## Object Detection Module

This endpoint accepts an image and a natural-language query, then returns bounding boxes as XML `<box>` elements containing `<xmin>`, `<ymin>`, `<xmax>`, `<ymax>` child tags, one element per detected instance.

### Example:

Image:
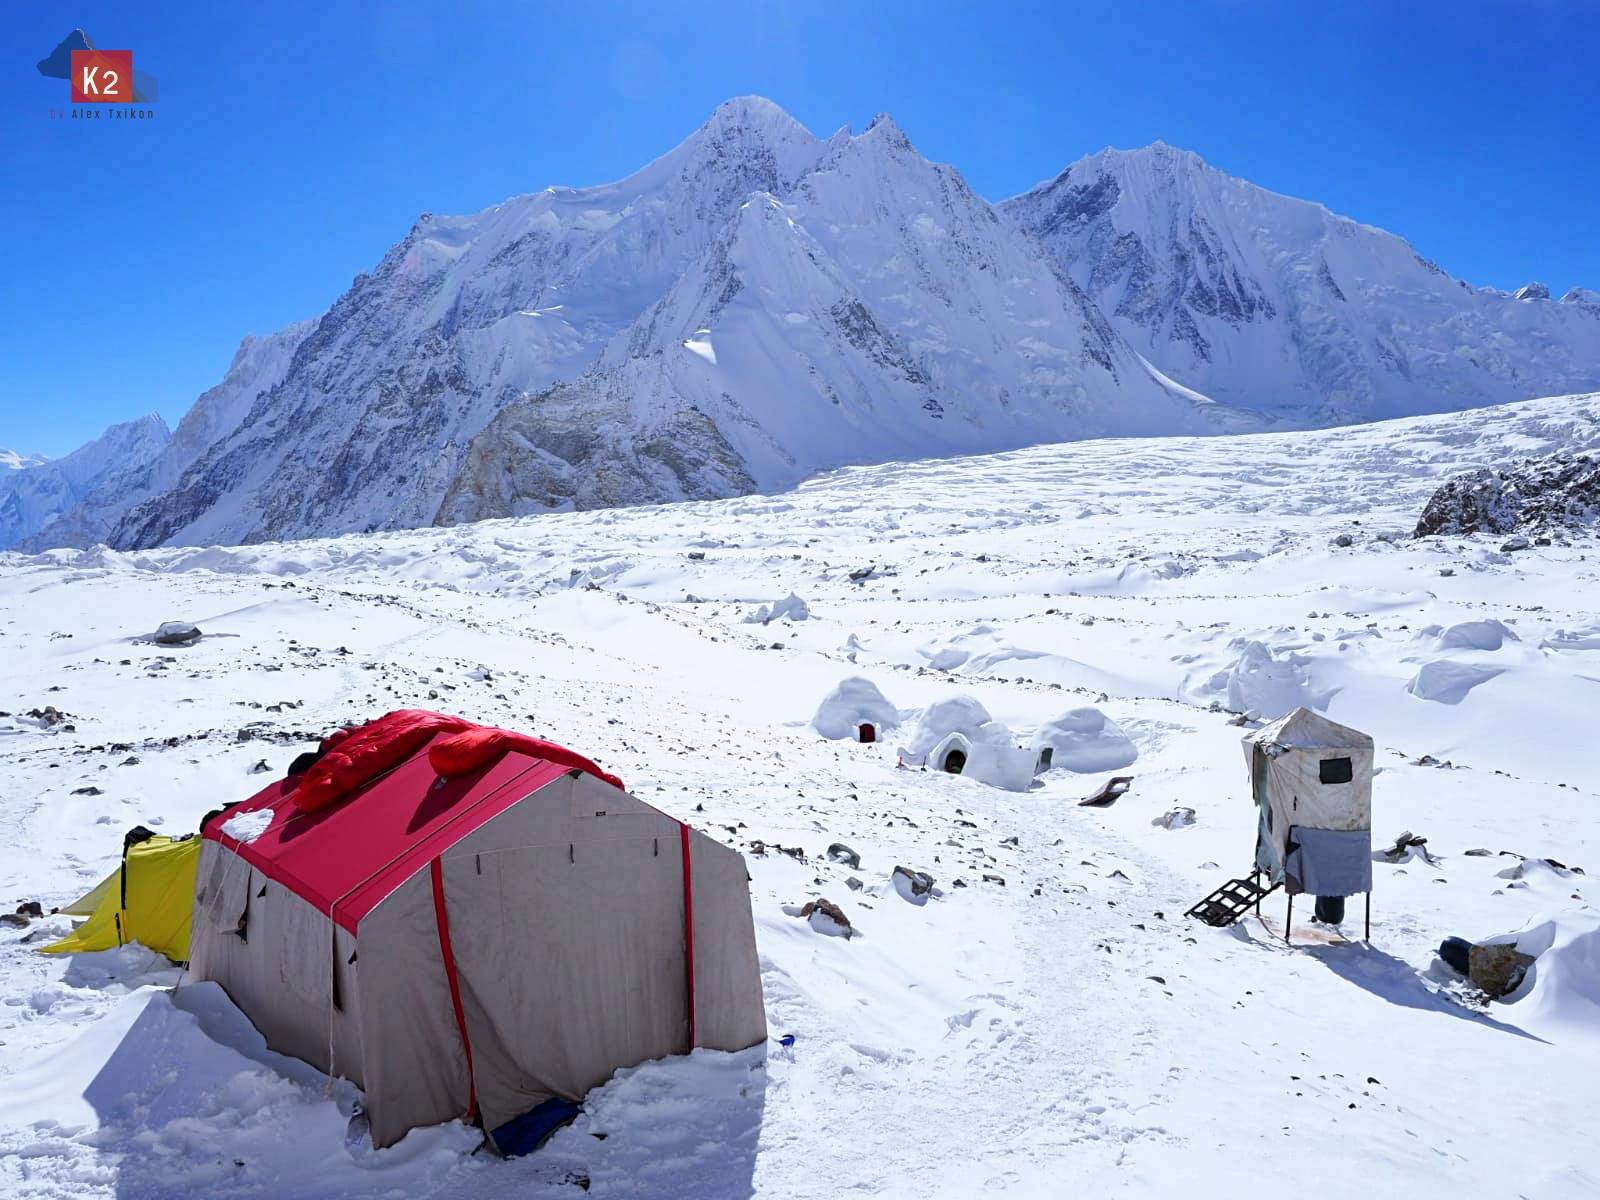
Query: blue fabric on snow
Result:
<box><xmin>491</xmin><ymin>1097</ymin><xmax>582</xmax><ymax>1157</ymax></box>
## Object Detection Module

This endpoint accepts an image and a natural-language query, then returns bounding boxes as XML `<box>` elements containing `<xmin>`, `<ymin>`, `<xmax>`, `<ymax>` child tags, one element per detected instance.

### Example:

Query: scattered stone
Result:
<box><xmin>848</xmin><ymin>565</ymin><xmax>876</xmax><ymax>583</ymax></box>
<box><xmin>152</xmin><ymin>621</ymin><xmax>203</xmax><ymax>646</ymax></box>
<box><xmin>249</xmin><ymin>759</ymin><xmax>272</xmax><ymax>774</ymax></box>
<box><xmin>845</xmin><ymin>876</ymin><xmax>864</xmax><ymax>892</ymax></box>
<box><xmin>686</xmin><ymin>551</ymin><xmax>706</xmax><ymax>561</ymax></box>
<box><xmin>1469</xmin><ymin>942</ymin><xmax>1536</xmax><ymax>998</ymax></box>
<box><xmin>71</xmin><ymin>785</ymin><xmax>103</xmax><ymax>796</ymax></box>
<box><xmin>982</xmin><ymin>873</ymin><xmax>1006</xmax><ymax>886</ymax></box>
<box><xmin>1500</xmin><ymin>535</ymin><xmax>1530</xmax><ymax>553</ymax></box>
<box><xmin>15</xmin><ymin>902</ymin><xmax>43</xmax><ymax>918</ymax></box>
<box><xmin>891</xmin><ymin>866</ymin><xmax>935</xmax><ymax>905</ymax></box>
<box><xmin>826</xmin><ymin>843</ymin><xmax>861</xmax><ymax>869</ymax></box>
<box><xmin>1438</xmin><ymin>567</ymin><xmax>1455</xmax><ymax>577</ymax></box>
<box><xmin>1382</xmin><ymin>830</ymin><xmax>1439</xmax><ymax>866</ymax></box>
<box><xmin>1332</xmin><ymin>533</ymin><xmax>1354</xmax><ymax>548</ymax></box>
<box><xmin>0</xmin><ymin>913</ymin><xmax>29</xmax><ymax>929</ymax></box>
<box><xmin>798</xmin><ymin>898</ymin><xmax>853</xmax><ymax>939</ymax></box>
<box><xmin>1152</xmin><ymin>806</ymin><xmax>1196</xmax><ymax>830</ymax></box>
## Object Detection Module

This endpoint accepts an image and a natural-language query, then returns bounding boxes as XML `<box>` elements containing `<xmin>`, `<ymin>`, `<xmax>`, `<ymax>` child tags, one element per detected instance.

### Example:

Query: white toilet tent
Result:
<box><xmin>1243</xmin><ymin>707</ymin><xmax>1374</xmax><ymax>898</ymax></box>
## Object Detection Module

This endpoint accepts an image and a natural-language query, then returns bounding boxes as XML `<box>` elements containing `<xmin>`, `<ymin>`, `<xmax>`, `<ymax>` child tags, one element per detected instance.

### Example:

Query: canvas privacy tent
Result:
<box><xmin>190</xmin><ymin>709</ymin><xmax>766</xmax><ymax>1152</ymax></box>
<box><xmin>1244</xmin><ymin>707</ymin><xmax>1374</xmax><ymax>931</ymax></box>
<box><xmin>42</xmin><ymin>827</ymin><xmax>200</xmax><ymax>961</ymax></box>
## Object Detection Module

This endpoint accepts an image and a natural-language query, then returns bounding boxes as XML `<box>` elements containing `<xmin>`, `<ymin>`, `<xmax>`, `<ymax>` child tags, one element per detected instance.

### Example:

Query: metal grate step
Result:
<box><xmin>1186</xmin><ymin>871</ymin><xmax>1280</xmax><ymax>927</ymax></box>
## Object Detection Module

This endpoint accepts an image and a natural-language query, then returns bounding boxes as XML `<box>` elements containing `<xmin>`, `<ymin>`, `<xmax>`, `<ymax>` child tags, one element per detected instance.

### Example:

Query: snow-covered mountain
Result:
<box><xmin>0</xmin><ymin>415</ymin><xmax>170</xmax><ymax>549</ymax></box>
<box><xmin>68</xmin><ymin>99</ymin><xmax>1227</xmax><ymax>548</ymax></box>
<box><xmin>437</xmin><ymin>113</ymin><xmax>1236</xmax><ymax>523</ymax></box>
<box><xmin>20</xmin><ymin>323</ymin><xmax>315</xmax><ymax>551</ymax></box>
<box><xmin>29</xmin><ymin>104</ymin><xmax>1600</xmax><ymax>549</ymax></box>
<box><xmin>1002</xmin><ymin>142</ymin><xmax>1600</xmax><ymax>425</ymax></box>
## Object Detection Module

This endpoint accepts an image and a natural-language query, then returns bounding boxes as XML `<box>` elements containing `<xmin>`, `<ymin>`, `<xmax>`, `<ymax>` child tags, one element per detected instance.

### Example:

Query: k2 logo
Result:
<box><xmin>71</xmin><ymin>49</ymin><xmax>133</xmax><ymax>103</ymax></box>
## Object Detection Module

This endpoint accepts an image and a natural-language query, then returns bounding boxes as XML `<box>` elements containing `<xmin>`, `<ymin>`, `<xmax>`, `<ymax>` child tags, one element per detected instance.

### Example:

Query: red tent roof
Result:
<box><xmin>205</xmin><ymin>711</ymin><xmax>624</xmax><ymax>933</ymax></box>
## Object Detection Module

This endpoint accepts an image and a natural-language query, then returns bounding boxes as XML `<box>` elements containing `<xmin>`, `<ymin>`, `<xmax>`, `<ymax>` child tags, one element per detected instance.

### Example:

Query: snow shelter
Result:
<box><xmin>190</xmin><ymin>709</ymin><xmax>767</xmax><ymax>1152</ymax></box>
<box><xmin>1244</xmin><ymin>708</ymin><xmax>1373</xmax><ymax>928</ymax></box>
<box><xmin>42</xmin><ymin>827</ymin><xmax>200</xmax><ymax>962</ymax></box>
<box><xmin>926</xmin><ymin>731</ymin><xmax>1040</xmax><ymax>792</ymax></box>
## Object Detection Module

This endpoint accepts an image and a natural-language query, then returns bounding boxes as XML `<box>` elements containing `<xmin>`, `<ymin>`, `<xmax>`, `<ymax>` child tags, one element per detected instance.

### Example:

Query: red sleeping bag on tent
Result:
<box><xmin>295</xmin><ymin>709</ymin><xmax>621</xmax><ymax>814</ymax></box>
<box><xmin>429</xmin><ymin>725</ymin><xmax>623</xmax><ymax>790</ymax></box>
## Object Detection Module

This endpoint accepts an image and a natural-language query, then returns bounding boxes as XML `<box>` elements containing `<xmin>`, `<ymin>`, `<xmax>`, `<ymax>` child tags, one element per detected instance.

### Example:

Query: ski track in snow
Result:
<box><xmin>2</xmin><ymin>395</ymin><xmax>1599</xmax><ymax>1198</ymax></box>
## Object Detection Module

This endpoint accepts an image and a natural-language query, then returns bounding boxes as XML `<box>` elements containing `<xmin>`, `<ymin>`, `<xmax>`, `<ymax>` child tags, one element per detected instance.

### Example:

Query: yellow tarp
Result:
<box><xmin>42</xmin><ymin>834</ymin><xmax>200</xmax><ymax>962</ymax></box>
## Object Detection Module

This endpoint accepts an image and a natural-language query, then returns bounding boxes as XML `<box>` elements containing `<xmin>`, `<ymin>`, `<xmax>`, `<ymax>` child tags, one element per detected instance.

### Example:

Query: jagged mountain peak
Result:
<box><xmin>1004</xmin><ymin>145</ymin><xmax>1600</xmax><ymax>425</ymax></box>
<box><xmin>704</xmin><ymin>94</ymin><xmax>810</xmax><ymax>133</ymax></box>
<box><xmin>862</xmin><ymin>111</ymin><xmax>910</xmax><ymax>140</ymax></box>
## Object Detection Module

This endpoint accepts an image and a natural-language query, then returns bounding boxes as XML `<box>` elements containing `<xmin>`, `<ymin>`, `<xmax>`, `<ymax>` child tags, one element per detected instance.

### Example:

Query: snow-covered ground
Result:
<box><xmin>2</xmin><ymin>393</ymin><xmax>1598</xmax><ymax>1198</ymax></box>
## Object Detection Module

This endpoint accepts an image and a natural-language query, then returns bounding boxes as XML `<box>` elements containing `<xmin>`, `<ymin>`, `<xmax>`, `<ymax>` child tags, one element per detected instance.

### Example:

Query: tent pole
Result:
<box><xmin>1364</xmin><ymin>890</ymin><xmax>1371</xmax><ymax>942</ymax></box>
<box><xmin>1284</xmin><ymin>893</ymin><xmax>1292</xmax><ymax>945</ymax></box>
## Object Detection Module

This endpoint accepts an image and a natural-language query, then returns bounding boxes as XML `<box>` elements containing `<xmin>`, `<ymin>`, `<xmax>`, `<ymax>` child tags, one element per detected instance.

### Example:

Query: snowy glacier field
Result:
<box><xmin>2</xmin><ymin>392</ymin><xmax>1599</xmax><ymax>1199</ymax></box>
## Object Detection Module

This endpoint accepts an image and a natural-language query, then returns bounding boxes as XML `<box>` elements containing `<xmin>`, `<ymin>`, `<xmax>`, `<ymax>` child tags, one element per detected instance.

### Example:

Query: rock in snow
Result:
<box><xmin>1414</xmin><ymin>453</ymin><xmax>1600</xmax><ymax>537</ymax></box>
<box><xmin>891</xmin><ymin>866</ymin><xmax>936</xmax><ymax>905</ymax></box>
<box><xmin>798</xmin><ymin>897</ymin><xmax>853</xmax><ymax>939</ymax></box>
<box><xmin>150</xmin><ymin>621</ymin><xmax>203</xmax><ymax>646</ymax></box>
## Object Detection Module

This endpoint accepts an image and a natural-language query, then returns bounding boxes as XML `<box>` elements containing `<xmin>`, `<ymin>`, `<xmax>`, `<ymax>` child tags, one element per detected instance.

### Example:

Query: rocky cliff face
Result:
<box><xmin>1415</xmin><ymin>454</ymin><xmax>1600</xmax><ymax>537</ymax></box>
<box><xmin>1003</xmin><ymin>142</ymin><xmax>1600</xmax><ymax>426</ymax></box>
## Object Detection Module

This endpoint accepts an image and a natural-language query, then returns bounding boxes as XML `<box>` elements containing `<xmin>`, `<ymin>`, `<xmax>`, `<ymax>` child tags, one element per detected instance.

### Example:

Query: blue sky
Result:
<box><xmin>5</xmin><ymin>0</ymin><xmax>1597</xmax><ymax>457</ymax></box>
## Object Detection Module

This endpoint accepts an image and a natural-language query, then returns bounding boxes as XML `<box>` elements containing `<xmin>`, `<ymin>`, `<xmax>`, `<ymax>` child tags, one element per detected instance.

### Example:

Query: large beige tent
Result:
<box><xmin>1243</xmin><ymin>707</ymin><xmax>1374</xmax><ymax>904</ymax></box>
<box><xmin>190</xmin><ymin>710</ymin><xmax>766</xmax><ymax>1152</ymax></box>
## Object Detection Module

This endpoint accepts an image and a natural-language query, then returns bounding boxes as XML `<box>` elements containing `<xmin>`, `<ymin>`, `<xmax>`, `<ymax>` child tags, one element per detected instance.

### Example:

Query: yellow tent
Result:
<box><xmin>42</xmin><ymin>829</ymin><xmax>200</xmax><ymax>962</ymax></box>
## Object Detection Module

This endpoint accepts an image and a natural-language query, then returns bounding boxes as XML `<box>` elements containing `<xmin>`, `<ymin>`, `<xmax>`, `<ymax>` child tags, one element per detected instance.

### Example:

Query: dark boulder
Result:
<box><xmin>1414</xmin><ymin>454</ymin><xmax>1600</xmax><ymax>537</ymax></box>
